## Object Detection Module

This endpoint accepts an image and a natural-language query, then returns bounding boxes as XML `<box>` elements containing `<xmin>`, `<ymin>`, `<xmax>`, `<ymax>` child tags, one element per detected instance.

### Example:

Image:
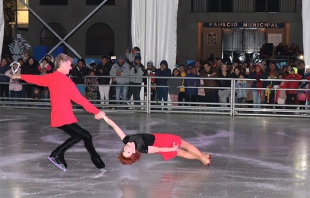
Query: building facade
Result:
<box><xmin>177</xmin><ymin>0</ymin><xmax>303</xmax><ymax>64</ymax></box>
<box><xmin>24</xmin><ymin>0</ymin><xmax>302</xmax><ymax>65</ymax></box>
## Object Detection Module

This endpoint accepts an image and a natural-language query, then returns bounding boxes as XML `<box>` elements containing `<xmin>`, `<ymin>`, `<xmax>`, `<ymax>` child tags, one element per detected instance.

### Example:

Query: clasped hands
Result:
<box><xmin>94</xmin><ymin>111</ymin><xmax>105</xmax><ymax>120</ymax></box>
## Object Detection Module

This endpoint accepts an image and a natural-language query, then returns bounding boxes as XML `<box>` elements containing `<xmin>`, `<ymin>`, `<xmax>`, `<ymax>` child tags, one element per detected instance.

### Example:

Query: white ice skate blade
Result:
<box><xmin>48</xmin><ymin>157</ymin><xmax>67</xmax><ymax>171</ymax></box>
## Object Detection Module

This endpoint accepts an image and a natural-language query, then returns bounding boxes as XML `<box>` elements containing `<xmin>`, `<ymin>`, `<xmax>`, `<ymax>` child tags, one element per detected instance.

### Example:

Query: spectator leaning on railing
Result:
<box><xmin>109</xmin><ymin>56</ymin><xmax>130</xmax><ymax>107</ymax></box>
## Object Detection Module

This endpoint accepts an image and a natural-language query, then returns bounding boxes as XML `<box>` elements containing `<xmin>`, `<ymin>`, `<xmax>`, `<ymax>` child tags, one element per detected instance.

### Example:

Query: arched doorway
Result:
<box><xmin>86</xmin><ymin>23</ymin><xmax>115</xmax><ymax>56</ymax></box>
<box><xmin>40</xmin><ymin>23</ymin><xmax>68</xmax><ymax>54</ymax></box>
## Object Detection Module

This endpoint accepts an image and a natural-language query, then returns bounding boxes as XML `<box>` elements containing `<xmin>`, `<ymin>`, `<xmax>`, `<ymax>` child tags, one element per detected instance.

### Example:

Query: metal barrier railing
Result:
<box><xmin>0</xmin><ymin>74</ymin><xmax>309</xmax><ymax>117</ymax></box>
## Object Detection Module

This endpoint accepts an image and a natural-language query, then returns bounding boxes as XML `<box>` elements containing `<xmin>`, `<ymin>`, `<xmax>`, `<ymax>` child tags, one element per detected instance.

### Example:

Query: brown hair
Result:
<box><xmin>118</xmin><ymin>150</ymin><xmax>141</xmax><ymax>165</ymax></box>
<box><xmin>54</xmin><ymin>53</ymin><xmax>73</xmax><ymax>69</ymax></box>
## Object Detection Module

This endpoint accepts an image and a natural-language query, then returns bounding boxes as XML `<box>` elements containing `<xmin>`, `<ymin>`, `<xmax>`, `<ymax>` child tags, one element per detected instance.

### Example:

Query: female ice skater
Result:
<box><xmin>101</xmin><ymin>115</ymin><xmax>212</xmax><ymax>166</ymax></box>
<box><xmin>12</xmin><ymin>53</ymin><xmax>106</xmax><ymax>171</ymax></box>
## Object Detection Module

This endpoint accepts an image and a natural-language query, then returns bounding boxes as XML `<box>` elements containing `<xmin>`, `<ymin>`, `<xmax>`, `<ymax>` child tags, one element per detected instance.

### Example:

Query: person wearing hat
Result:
<box><xmin>5</xmin><ymin>61</ymin><xmax>23</xmax><ymax>99</ymax></box>
<box><xmin>128</xmin><ymin>55</ymin><xmax>145</xmax><ymax>106</ymax></box>
<box><xmin>125</xmin><ymin>46</ymin><xmax>141</xmax><ymax>66</ymax></box>
<box><xmin>155</xmin><ymin>60</ymin><xmax>171</xmax><ymax>110</ymax></box>
<box><xmin>109</xmin><ymin>56</ymin><xmax>130</xmax><ymax>107</ymax></box>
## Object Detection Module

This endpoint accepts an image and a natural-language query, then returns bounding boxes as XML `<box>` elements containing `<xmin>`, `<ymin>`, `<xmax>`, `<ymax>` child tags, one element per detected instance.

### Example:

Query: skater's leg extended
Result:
<box><xmin>179</xmin><ymin>140</ymin><xmax>211</xmax><ymax>166</ymax></box>
<box><xmin>58</xmin><ymin>123</ymin><xmax>105</xmax><ymax>169</ymax></box>
<box><xmin>50</xmin><ymin>137</ymin><xmax>80</xmax><ymax>168</ymax></box>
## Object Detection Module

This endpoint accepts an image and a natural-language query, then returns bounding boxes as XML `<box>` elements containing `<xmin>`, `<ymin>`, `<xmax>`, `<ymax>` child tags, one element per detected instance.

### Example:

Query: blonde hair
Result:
<box><xmin>54</xmin><ymin>53</ymin><xmax>73</xmax><ymax>69</ymax></box>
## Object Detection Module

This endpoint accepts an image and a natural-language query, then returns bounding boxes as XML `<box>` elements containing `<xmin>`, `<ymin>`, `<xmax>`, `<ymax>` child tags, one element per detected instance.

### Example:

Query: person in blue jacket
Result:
<box><xmin>184</xmin><ymin>67</ymin><xmax>200</xmax><ymax>106</ymax></box>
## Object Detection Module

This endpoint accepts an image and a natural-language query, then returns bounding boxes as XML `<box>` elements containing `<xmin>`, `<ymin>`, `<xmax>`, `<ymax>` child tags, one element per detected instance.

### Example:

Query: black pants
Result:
<box><xmin>131</xmin><ymin>82</ymin><xmax>142</xmax><ymax>105</ymax></box>
<box><xmin>23</xmin><ymin>84</ymin><xmax>35</xmax><ymax>98</ymax></box>
<box><xmin>286</xmin><ymin>93</ymin><xmax>296</xmax><ymax>109</ymax></box>
<box><xmin>0</xmin><ymin>83</ymin><xmax>9</xmax><ymax>100</ymax></box>
<box><xmin>50</xmin><ymin>123</ymin><xmax>105</xmax><ymax>169</ymax></box>
<box><xmin>178</xmin><ymin>92</ymin><xmax>185</xmax><ymax>106</ymax></box>
<box><xmin>184</xmin><ymin>94</ymin><xmax>198</xmax><ymax>106</ymax></box>
<box><xmin>205</xmin><ymin>91</ymin><xmax>218</xmax><ymax>106</ymax></box>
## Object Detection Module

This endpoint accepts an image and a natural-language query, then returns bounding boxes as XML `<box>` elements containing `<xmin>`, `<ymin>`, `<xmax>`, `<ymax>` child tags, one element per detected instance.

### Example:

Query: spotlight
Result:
<box><xmin>297</xmin><ymin>55</ymin><xmax>304</xmax><ymax>60</ymax></box>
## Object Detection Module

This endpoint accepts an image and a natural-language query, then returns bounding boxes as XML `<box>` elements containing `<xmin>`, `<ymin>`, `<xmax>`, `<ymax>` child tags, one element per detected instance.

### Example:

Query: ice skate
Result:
<box><xmin>48</xmin><ymin>157</ymin><xmax>67</xmax><ymax>171</ymax></box>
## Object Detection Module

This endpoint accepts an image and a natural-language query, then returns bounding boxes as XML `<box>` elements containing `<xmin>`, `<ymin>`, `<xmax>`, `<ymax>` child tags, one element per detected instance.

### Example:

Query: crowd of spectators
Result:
<box><xmin>0</xmin><ymin>45</ymin><xmax>309</xmax><ymax>114</ymax></box>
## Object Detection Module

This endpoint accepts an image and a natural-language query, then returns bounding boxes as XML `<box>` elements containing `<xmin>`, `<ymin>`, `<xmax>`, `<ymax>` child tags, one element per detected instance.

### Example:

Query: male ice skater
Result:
<box><xmin>12</xmin><ymin>53</ymin><xmax>105</xmax><ymax>171</ymax></box>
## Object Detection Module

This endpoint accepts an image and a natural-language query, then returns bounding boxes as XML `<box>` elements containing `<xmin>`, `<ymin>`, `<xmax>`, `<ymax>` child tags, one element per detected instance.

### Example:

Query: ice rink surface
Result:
<box><xmin>0</xmin><ymin>108</ymin><xmax>310</xmax><ymax>198</ymax></box>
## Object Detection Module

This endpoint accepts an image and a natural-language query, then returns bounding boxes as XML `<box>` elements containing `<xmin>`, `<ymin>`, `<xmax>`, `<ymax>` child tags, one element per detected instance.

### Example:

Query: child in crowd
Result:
<box><xmin>32</xmin><ymin>87</ymin><xmax>43</xmax><ymax>100</ymax></box>
<box><xmin>38</xmin><ymin>58</ymin><xmax>52</xmax><ymax>98</ymax></box>
<box><xmin>274</xmin><ymin>74</ymin><xmax>286</xmax><ymax>110</ymax></box>
<box><xmin>38</xmin><ymin>58</ymin><xmax>52</xmax><ymax>75</ymax></box>
<box><xmin>235</xmin><ymin>74</ymin><xmax>249</xmax><ymax>108</ymax></box>
<box><xmin>84</xmin><ymin>70</ymin><xmax>99</xmax><ymax>103</ymax></box>
<box><xmin>298</xmin><ymin>84</ymin><xmax>307</xmax><ymax>112</ymax></box>
<box><xmin>167</xmin><ymin>68</ymin><xmax>182</xmax><ymax>107</ymax></box>
<box><xmin>265</xmin><ymin>73</ymin><xmax>278</xmax><ymax>108</ymax></box>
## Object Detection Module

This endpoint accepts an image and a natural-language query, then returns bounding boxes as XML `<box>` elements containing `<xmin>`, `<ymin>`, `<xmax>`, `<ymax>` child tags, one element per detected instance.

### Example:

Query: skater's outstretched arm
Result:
<box><xmin>102</xmin><ymin>115</ymin><xmax>126</xmax><ymax>140</ymax></box>
<box><xmin>148</xmin><ymin>142</ymin><xmax>179</xmax><ymax>154</ymax></box>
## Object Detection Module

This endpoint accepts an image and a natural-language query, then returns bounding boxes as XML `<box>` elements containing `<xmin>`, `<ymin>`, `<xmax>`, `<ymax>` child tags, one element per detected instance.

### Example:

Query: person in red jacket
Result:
<box><xmin>12</xmin><ymin>53</ymin><xmax>106</xmax><ymax>171</ymax></box>
<box><xmin>284</xmin><ymin>67</ymin><xmax>302</xmax><ymax>109</ymax></box>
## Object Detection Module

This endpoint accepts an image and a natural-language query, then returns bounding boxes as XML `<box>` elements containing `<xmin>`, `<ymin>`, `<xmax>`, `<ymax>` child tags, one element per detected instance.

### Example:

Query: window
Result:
<box><xmin>191</xmin><ymin>0</ymin><xmax>232</xmax><ymax>12</ymax></box>
<box><xmin>221</xmin><ymin>0</ymin><xmax>233</xmax><ymax>12</ymax></box>
<box><xmin>222</xmin><ymin>28</ymin><xmax>266</xmax><ymax>63</ymax></box>
<box><xmin>86</xmin><ymin>23</ymin><xmax>114</xmax><ymax>55</ymax></box>
<box><xmin>208</xmin><ymin>0</ymin><xmax>220</xmax><ymax>12</ymax></box>
<box><xmin>86</xmin><ymin>0</ymin><xmax>115</xmax><ymax>5</ymax></box>
<box><xmin>208</xmin><ymin>0</ymin><xmax>233</xmax><ymax>12</ymax></box>
<box><xmin>255</xmin><ymin>0</ymin><xmax>266</xmax><ymax>12</ymax></box>
<box><xmin>268</xmin><ymin>0</ymin><xmax>279</xmax><ymax>12</ymax></box>
<box><xmin>18</xmin><ymin>0</ymin><xmax>29</xmax><ymax>9</ymax></box>
<box><xmin>255</xmin><ymin>0</ymin><xmax>279</xmax><ymax>12</ymax></box>
<box><xmin>40</xmin><ymin>23</ymin><xmax>68</xmax><ymax>53</ymax></box>
<box><xmin>40</xmin><ymin>0</ymin><xmax>68</xmax><ymax>5</ymax></box>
